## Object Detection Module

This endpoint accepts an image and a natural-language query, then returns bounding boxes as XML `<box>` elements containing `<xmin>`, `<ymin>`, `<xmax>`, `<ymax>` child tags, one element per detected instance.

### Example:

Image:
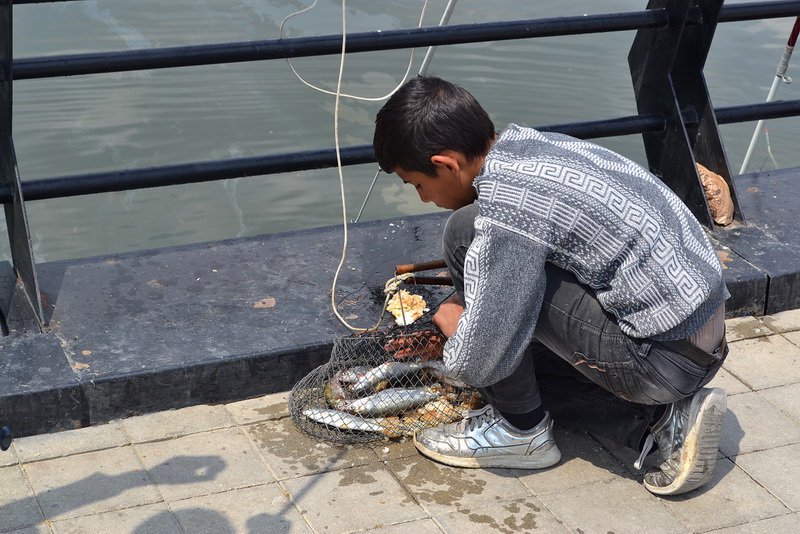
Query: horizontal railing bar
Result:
<box><xmin>717</xmin><ymin>0</ymin><xmax>800</xmax><ymax>22</ymax></box>
<box><xmin>715</xmin><ymin>98</ymin><xmax>800</xmax><ymax>125</ymax></box>
<box><xmin>1</xmin><ymin>145</ymin><xmax>377</xmax><ymax>203</ymax></box>
<box><xmin>4</xmin><ymin>98</ymin><xmax>798</xmax><ymax>204</ymax></box>
<box><xmin>12</xmin><ymin>2</ymin><xmax>800</xmax><ymax>80</ymax></box>
<box><xmin>13</xmin><ymin>11</ymin><xmax>672</xmax><ymax>79</ymax></box>
<box><xmin>0</xmin><ymin>115</ymin><xmax>668</xmax><ymax>204</ymax></box>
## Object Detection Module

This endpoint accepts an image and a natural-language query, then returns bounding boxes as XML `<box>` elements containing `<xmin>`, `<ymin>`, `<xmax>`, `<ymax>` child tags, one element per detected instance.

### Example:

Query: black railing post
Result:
<box><xmin>628</xmin><ymin>0</ymin><xmax>740</xmax><ymax>229</ymax></box>
<box><xmin>0</xmin><ymin>0</ymin><xmax>44</xmax><ymax>332</ymax></box>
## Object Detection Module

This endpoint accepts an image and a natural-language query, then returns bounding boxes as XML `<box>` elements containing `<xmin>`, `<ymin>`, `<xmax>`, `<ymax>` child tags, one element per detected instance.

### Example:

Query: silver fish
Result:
<box><xmin>339</xmin><ymin>365</ymin><xmax>371</xmax><ymax>384</ymax></box>
<box><xmin>344</xmin><ymin>387</ymin><xmax>440</xmax><ymax>417</ymax></box>
<box><xmin>302</xmin><ymin>408</ymin><xmax>385</xmax><ymax>433</ymax></box>
<box><xmin>349</xmin><ymin>361</ymin><xmax>427</xmax><ymax>394</ymax></box>
<box><xmin>349</xmin><ymin>360</ymin><xmax>469</xmax><ymax>394</ymax></box>
<box><xmin>417</xmin><ymin>360</ymin><xmax>471</xmax><ymax>389</ymax></box>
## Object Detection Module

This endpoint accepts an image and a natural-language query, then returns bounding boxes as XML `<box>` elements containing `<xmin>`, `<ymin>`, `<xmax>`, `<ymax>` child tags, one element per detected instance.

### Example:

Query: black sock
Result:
<box><xmin>499</xmin><ymin>406</ymin><xmax>546</xmax><ymax>431</ymax></box>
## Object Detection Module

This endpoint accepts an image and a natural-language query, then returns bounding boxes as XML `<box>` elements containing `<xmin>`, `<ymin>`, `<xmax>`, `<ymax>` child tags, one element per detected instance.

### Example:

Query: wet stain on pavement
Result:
<box><xmin>247</xmin><ymin>417</ymin><xmax>374</xmax><ymax>477</ymax></box>
<box><xmin>727</xmin><ymin>319</ymin><xmax>770</xmax><ymax>341</ymax></box>
<box><xmin>338</xmin><ymin>464</ymin><xmax>380</xmax><ymax>486</ymax></box>
<box><xmin>390</xmin><ymin>456</ymin><xmax>488</xmax><ymax>506</ymax></box>
<box><xmin>457</xmin><ymin>498</ymin><xmax>543</xmax><ymax>533</ymax></box>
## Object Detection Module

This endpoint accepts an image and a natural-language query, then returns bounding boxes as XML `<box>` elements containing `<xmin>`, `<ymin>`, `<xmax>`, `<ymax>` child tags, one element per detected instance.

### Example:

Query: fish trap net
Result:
<box><xmin>289</xmin><ymin>328</ymin><xmax>482</xmax><ymax>445</ymax></box>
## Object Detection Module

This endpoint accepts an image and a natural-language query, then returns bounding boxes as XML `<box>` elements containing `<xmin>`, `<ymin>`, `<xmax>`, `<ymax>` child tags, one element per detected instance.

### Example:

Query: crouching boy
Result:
<box><xmin>373</xmin><ymin>76</ymin><xmax>728</xmax><ymax>496</ymax></box>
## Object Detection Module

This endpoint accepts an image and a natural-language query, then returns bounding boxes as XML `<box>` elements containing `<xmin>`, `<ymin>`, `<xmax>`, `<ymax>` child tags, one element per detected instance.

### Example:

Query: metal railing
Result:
<box><xmin>2</xmin><ymin>0</ymin><xmax>800</xmax><ymax>332</ymax></box>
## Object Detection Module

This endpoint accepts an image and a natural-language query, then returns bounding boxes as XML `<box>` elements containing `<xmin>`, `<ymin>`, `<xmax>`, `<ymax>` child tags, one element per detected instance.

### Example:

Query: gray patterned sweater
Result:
<box><xmin>444</xmin><ymin>125</ymin><xmax>728</xmax><ymax>387</ymax></box>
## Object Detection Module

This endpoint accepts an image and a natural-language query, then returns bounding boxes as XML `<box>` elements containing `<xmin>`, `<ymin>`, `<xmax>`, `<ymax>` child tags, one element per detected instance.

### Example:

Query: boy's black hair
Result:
<box><xmin>373</xmin><ymin>76</ymin><xmax>495</xmax><ymax>175</ymax></box>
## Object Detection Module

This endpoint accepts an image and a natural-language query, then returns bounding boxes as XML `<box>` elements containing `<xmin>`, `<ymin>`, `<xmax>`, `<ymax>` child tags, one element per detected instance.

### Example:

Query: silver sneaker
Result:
<box><xmin>641</xmin><ymin>387</ymin><xmax>727</xmax><ymax>496</ymax></box>
<box><xmin>413</xmin><ymin>405</ymin><xmax>561</xmax><ymax>469</ymax></box>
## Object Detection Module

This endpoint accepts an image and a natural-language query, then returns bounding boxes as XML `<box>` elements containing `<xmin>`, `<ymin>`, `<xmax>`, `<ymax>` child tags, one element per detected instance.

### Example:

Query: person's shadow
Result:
<box><xmin>1</xmin><ymin>455</ymin><xmax>225</xmax><ymax>527</ymax></box>
<box><xmin>133</xmin><ymin>509</ymin><xmax>295</xmax><ymax>534</ymax></box>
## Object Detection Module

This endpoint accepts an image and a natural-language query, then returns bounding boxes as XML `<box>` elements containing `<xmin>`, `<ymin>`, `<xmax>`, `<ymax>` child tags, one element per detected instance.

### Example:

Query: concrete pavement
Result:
<box><xmin>2</xmin><ymin>309</ymin><xmax>800</xmax><ymax>534</ymax></box>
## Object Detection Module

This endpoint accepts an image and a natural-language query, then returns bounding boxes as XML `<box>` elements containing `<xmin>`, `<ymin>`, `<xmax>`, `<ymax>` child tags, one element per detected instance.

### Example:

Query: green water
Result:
<box><xmin>6</xmin><ymin>0</ymin><xmax>800</xmax><ymax>262</ymax></box>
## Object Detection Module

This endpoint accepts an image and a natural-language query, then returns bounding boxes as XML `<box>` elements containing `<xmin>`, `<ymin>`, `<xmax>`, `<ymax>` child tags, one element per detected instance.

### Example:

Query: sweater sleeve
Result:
<box><xmin>443</xmin><ymin>216</ymin><xmax>552</xmax><ymax>387</ymax></box>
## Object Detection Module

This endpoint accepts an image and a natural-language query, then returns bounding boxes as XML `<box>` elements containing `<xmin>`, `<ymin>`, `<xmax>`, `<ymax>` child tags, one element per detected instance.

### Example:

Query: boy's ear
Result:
<box><xmin>430</xmin><ymin>151</ymin><xmax>461</xmax><ymax>173</ymax></box>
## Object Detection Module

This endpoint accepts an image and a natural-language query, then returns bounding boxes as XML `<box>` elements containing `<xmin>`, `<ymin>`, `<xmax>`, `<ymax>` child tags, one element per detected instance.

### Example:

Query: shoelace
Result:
<box><xmin>634</xmin><ymin>433</ymin><xmax>655</xmax><ymax>470</ymax></box>
<box><xmin>459</xmin><ymin>405</ymin><xmax>496</xmax><ymax>433</ymax></box>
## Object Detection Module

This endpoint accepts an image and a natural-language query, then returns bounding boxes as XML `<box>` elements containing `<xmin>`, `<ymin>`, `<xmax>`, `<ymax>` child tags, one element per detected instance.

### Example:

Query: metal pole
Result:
<box><xmin>739</xmin><ymin>16</ymin><xmax>800</xmax><ymax>174</ymax></box>
<box><xmin>352</xmin><ymin>0</ymin><xmax>459</xmax><ymax>223</ymax></box>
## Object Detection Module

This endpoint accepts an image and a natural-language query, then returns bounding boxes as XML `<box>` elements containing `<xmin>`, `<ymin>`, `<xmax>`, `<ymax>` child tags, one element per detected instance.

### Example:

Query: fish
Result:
<box><xmin>344</xmin><ymin>387</ymin><xmax>441</xmax><ymax>417</ymax></box>
<box><xmin>349</xmin><ymin>359</ymin><xmax>469</xmax><ymax>395</ymax></box>
<box><xmin>302</xmin><ymin>408</ymin><xmax>386</xmax><ymax>433</ymax></box>
<box><xmin>416</xmin><ymin>360</ymin><xmax>471</xmax><ymax>389</ymax></box>
<box><xmin>349</xmin><ymin>361</ymin><xmax>429</xmax><ymax>395</ymax></box>
<box><xmin>323</xmin><ymin>371</ymin><xmax>349</xmax><ymax>411</ymax></box>
<box><xmin>339</xmin><ymin>365</ymin><xmax>371</xmax><ymax>384</ymax></box>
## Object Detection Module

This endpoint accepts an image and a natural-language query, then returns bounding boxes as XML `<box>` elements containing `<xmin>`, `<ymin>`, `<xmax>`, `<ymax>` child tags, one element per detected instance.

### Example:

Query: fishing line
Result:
<box><xmin>278</xmin><ymin>0</ymin><xmax>430</xmax><ymax>102</ymax></box>
<box><xmin>278</xmin><ymin>1</ymin><xmax>449</xmax><ymax>332</ymax></box>
<box><xmin>740</xmin><ymin>16</ymin><xmax>799</xmax><ymax>174</ymax></box>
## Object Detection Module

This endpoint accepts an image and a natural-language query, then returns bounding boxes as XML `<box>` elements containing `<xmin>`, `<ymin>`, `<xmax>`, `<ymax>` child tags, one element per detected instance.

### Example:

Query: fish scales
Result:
<box><xmin>344</xmin><ymin>387</ymin><xmax>440</xmax><ymax>417</ymax></box>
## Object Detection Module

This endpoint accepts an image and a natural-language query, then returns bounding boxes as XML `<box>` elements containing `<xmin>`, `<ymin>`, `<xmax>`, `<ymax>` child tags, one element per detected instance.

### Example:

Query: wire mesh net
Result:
<box><xmin>289</xmin><ymin>327</ymin><xmax>483</xmax><ymax>445</ymax></box>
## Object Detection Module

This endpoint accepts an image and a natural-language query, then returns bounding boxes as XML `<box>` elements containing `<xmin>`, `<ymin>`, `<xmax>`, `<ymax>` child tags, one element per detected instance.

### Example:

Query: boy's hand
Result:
<box><xmin>384</xmin><ymin>293</ymin><xmax>464</xmax><ymax>360</ymax></box>
<box><xmin>432</xmin><ymin>293</ymin><xmax>464</xmax><ymax>338</ymax></box>
<box><xmin>385</xmin><ymin>331</ymin><xmax>444</xmax><ymax>361</ymax></box>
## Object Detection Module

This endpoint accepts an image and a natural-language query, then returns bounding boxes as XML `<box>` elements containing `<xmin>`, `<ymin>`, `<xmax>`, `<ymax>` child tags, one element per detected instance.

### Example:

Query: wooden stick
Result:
<box><xmin>394</xmin><ymin>259</ymin><xmax>447</xmax><ymax>275</ymax></box>
<box><xmin>404</xmin><ymin>275</ymin><xmax>453</xmax><ymax>286</ymax></box>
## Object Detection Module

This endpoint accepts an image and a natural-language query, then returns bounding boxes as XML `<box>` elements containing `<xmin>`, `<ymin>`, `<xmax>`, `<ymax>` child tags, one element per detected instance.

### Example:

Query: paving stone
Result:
<box><xmin>13</xmin><ymin>423</ymin><xmax>129</xmax><ymax>463</ymax></box>
<box><xmin>1</xmin><ymin>444</ymin><xmax>18</xmax><ymax>467</ymax></box>
<box><xmin>22</xmin><ymin>447</ymin><xmax>161</xmax><ymax>521</ymax></box>
<box><xmin>658</xmin><ymin>457</ymin><xmax>789</xmax><ymax>532</ymax></box>
<box><xmin>3</xmin><ymin>526</ymin><xmax>53</xmax><ymax>534</ymax></box>
<box><xmin>245</xmin><ymin>416</ymin><xmax>377</xmax><ymax>480</ymax></box>
<box><xmin>369</xmin><ymin>437</ymin><xmax>418</xmax><ymax>463</ymax></box>
<box><xmin>735</xmin><ymin>443</ymin><xmax>800</xmax><ymax>511</ymax></box>
<box><xmin>224</xmin><ymin>392</ymin><xmax>290</xmax><ymax>425</ymax></box>
<box><xmin>433</xmin><ymin>495</ymin><xmax>568</xmax><ymax>533</ymax></box>
<box><xmin>708</xmin><ymin>366</ymin><xmax>751</xmax><ymax>395</ymax></box>
<box><xmin>121</xmin><ymin>404</ymin><xmax>234</xmax><ymax>443</ymax></box>
<box><xmin>134</xmin><ymin>427</ymin><xmax>273</xmax><ymax>502</ymax></box>
<box><xmin>170</xmin><ymin>484</ymin><xmax>312</xmax><ymax>534</ymax></box>
<box><xmin>725</xmin><ymin>316</ymin><xmax>770</xmax><ymax>342</ymax></box>
<box><xmin>49</xmin><ymin>503</ymin><xmax>182</xmax><ymax>534</ymax></box>
<box><xmin>282</xmin><ymin>463</ymin><xmax>426</xmax><ymax>533</ymax></box>
<box><xmin>784</xmin><ymin>330</ymin><xmax>800</xmax><ymax>349</ymax></box>
<box><xmin>710</xmin><ymin>512</ymin><xmax>800</xmax><ymax>533</ymax></box>
<box><xmin>589</xmin><ymin>434</ymin><xmax>648</xmax><ymax>475</ymax></box>
<box><xmin>513</xmin><ymin>427</ymin><xmax>627</xmax><ymax>495</ymax></box>
<box><xmin>760</xmin><ymin>382</ymin><xmax>800</xmax><ymax>423</ymax></box>
<box><xmin>720</xmin><ymin>392</ymin><xmax>800</xmax><ymax>456</ymax></box>
<box><xmin>362</xmin><ymin>518</ymin><xmax>443</xmax><ymax>534</ymax></box>
<box><xmin>537</xmin><ymin>477</ymin><xmax>689</xmax><ymax>533</ymax></box>
<box><xmin>722</xmin><ymin>335</ymin><xmax>800</xmax><ymax>390</ymax></box>
<box><xmin>762</xmin><ymin>309</ymin><xmax>800</xmax><ymax>334</ymax></box>
<box><xmin>0</xmin><ymin>465</ymin><xmax>45</xmax><ymax>532</ymax></box>
<box><xmin>385</xmin><ymin>454</ymin><xmax>531</xmax><ymax>517</ymax></box>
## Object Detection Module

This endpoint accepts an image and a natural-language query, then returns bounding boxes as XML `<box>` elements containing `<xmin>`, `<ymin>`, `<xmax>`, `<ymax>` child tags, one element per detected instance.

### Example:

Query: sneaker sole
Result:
<box><xmin>413</xmin><ymin>434</ymin><xmax>562</xmax><ymax>469</ymax></box>
<box><xmin>645</xmin><ymin>387</ymin><xmax>727</xmax><ymax>496</ymax></box>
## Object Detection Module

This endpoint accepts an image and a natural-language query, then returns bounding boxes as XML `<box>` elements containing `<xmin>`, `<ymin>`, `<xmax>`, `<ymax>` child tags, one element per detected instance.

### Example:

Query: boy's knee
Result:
<box><xmin>444</xmin><ymin>203</ymin><xmax>478</xmax><ymax>251</ymax></box>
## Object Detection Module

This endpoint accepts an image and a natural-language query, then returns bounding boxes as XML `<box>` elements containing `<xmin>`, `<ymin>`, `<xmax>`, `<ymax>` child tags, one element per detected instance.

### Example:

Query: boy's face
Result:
<box><xmin>395</xmin><ymin>167</ymin><xmax>475</xmax><ymax>210</ymax></box>
<box><xmin>395</xmin><ymin>151</ymin><xmax>479</xmax><ymax>210</ymax></box>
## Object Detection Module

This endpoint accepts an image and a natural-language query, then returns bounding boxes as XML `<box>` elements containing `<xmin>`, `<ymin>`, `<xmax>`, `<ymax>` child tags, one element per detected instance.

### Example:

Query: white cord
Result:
<box><xmin>278</xmin><ymin>0</ymin><xmax>430</xmax><ymax>102</ymax></box>
<box><xmin>278</xmin><ymin>1</ymin><xmax>432</xmax><ymax>331</ymax></box>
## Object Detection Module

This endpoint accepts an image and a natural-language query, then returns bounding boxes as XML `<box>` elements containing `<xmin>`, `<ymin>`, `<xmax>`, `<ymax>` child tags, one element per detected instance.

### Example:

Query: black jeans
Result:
<box><xmin>443</xmin><ymin>204</ymin><xmax>726</xmax><ymax>451</ymax></box>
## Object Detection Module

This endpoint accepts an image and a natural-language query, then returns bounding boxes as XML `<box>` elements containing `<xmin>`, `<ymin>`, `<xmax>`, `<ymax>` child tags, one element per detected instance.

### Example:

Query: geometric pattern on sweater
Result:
<box><xmin>452</xmin><ymin>126</ymin><xmax>725</xmax><ymax>373</ymax></box>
